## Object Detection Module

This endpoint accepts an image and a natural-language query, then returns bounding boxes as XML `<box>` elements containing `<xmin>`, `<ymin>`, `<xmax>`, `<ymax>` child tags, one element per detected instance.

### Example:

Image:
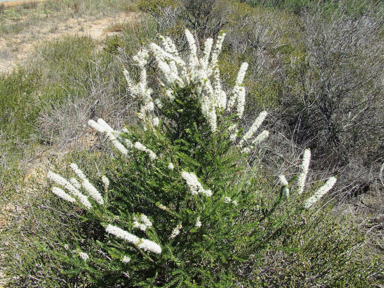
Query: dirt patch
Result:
<box><xmin>0</xmin><ymin>11</ymin><xmax>140</xmax><ymax>74</ymax></box>
<box><xmin>2</xmin><ymin>0</ymin><xmax>47</xmax><ymax>8</ymax></box>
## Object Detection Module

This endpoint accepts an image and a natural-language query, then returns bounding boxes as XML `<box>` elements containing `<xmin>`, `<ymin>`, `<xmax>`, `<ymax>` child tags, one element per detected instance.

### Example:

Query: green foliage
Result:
<box><xmin>242</xmin><ymin>0</ymin><xmax>384</xmax><ymax>17</ymax></box>
<box><xmin>138</xmin><ymin>0</ymin><xmax>179</xmax><ymax>16</ymax></box>
<box><xmin>26</xmin><ymin>30</ymin><xmax>381</xmax><ymax>287</ymax></box>
<box><xmin>104</xmin><ymin>35</ymin><xmax>124</xmax><ymax>55</ymax></box>
<box><xmin>0</xmin><ymin>68</ymin><xmax>41</xmax><ymax>140</ymax></box>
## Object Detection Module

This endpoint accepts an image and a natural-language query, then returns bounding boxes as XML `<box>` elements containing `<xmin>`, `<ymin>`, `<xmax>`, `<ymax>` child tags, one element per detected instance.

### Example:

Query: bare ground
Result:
<box><xmin>0</xmin><ymin>9</ymin><xmax>139</xmax><ymax>74</ymax></box>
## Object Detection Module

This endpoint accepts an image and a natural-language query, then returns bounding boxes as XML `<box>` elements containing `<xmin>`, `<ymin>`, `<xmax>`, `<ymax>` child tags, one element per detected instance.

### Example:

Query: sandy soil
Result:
<box><xmin>1</xmin><ymin>0</ymin><xmax>47</xmax><ymax>7</ymax></box>
<box><xmin>0</xmin><ymin>10</ymin><xmax>139</xmax><ymax>74</ymax></box>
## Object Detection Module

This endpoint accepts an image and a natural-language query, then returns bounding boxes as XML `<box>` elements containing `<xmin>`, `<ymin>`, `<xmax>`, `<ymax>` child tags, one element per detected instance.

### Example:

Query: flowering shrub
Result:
<box><xmin>46</xmin><ymin>30</ymin><xmax>339</xmax><ymax>286</ymax></box>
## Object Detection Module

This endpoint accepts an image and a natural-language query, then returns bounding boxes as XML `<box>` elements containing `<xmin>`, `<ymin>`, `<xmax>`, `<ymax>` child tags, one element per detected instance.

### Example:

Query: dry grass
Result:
<box><xmin>0</xmin><ymin>0</ymin><xmax>142</xmax><ymax>73</ymax></box>
<box><xmin>0</xmin><ymin>1</ymin><xmax>144</xmax><ymax>286</ymax></box>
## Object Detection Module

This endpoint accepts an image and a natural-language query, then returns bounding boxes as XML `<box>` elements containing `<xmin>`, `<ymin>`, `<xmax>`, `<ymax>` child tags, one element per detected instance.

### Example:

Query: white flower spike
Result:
<box><xmin>297</xmin><ymin>149</ymin><xmax>311</xmax><ymax>194</ymax></box>
<box><xmin>304</xmin><ymin>177</ymin><xmax>337</xmax><ymax>208</ymax></box>
<box><xmin>105</xmin><ymin>224</ymin><xmax>162</xmax><ymax>254</ymax></box>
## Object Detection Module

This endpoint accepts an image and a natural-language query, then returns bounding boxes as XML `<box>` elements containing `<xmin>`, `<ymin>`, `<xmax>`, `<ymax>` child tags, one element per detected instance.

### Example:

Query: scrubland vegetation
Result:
<box><xmin>1</xmin><ymin>0</ymin><xmax>384</xmax><ymax>287</ymax></box>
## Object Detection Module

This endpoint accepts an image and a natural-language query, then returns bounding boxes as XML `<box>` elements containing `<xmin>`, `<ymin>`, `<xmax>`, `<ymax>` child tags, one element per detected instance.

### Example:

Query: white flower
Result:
<box><xmin>181</xmin><ymin>172</ymin><xmax>199</xmax><ymax>195</ymax></box>
<box><xmin>121</xmin><ymin>256</ymin><xmax>131</xmax><ymax>263</ymax></box>
<box><xmin>200</xmin><ymin>97</ymin><xmax>217</xmax><ymax>133</ymax></box>
<box><xmin>97</xmin><ymin>118</ymin><xmax>114</xmax><ymax>132</ymax></box>
<box><xmin>158</xmin><ymin>204</ymin><xmax>167</xmax><ymax>210</ymax></box>
<box><xmin>201</xmin><ymin>38</ymin><xmax>213</xmax><ymax>69</ymax></box>
<box><xmin>105</xmin><ymin>224</ymin><xmax>162</xmax><ymax>254</ymax></box>
<box><xmin>52</xmin><ymin>187</ymin><xmax>76</xmax><ymax>203</ymax></box>
<box><xmin>170</xmin><ymin>223</ymin><xmax>182</xmax><ymax>239</ymax></box>
<box><xmin>252</xmin><ymin>130</ymin><xmax>269</xmax><ymax>145</ymax></box>
<box><xmin>141</xmin><ymin>215</ymin><xmax>152</xmax><ymax>228</ymax></box>
<box><xmin>134</xmin><ymin>142</ymin><xmax>157</xmax><ymax>160</ymax></box>
<box><xmin>64</xmin><ymin>244</ymin><xmax>69</xmax><ymax>250</ymax></box>
<box><xmin>159</xmin><ymin>35</ymin><xmax>172</xmax><ymax>53</ymax></box>
<box><xmin>69</xmin><ymin>178</ymin><xmax>81</xmax><ymax>189</ymax></box>
<box><xmin>236</xmin><ymin>86</ymin><xmax>246</xmax><ymax>118</ymax></box>
<box><xmin>185</xmin><ymin>29</ymin><xmax>198</xmax><ymax>67</ymax></box>
<box><xmin>124</xmin><ymin>139</ymin><xmax>133</xmax><ymax>149</ymax></box>
<box><xmin>133</xmin><ymin>49</ymin><xmax>149</xmax><ymax>68</ymax></box>
<box><xmin>133</xmin><ymin>216</ymin><xmax>147</xmax><ymax>231</ymax></box>
<box><xmin>88</xmin><ymin>119</ymin><xmax>106</xmax><ymax>133</ymax></box>
<box><xmin>106</xmin><ymin>224</ymin><xmax>139</xmax><ymax>243</ymax></box>
<box><xmin>168</xmin><ymin>163</ymin><xmax>174</xmax><ymax>170</ymax></box>
<box><xmin>137</xmin><ymin>239</ymin><xmax>162</xmax><ymax>254</ymax></box>
<box><xmin>165</xmin><ymin>36</ymin><xmax>179</xmax><ymax>56</ymax></box>
<box><xmin>224</xmin><ymin>196</ymin><xmax>231</xmax><ymax>203</ymax></box>
<box><xmin>227</xmin><ymin>85</ymin><xmax>246</xmax><ymax>118</ymax></box>
<box><xmin>102</xmin><ymin>176</ymin><xmax>110</xmax><ymax>191</ymax></box>
<box><xmin>303</xmin><ymin>176</ymin><xmax>337</xmax><ymax>209</ymax></box>
<box><xmin>195</xmin><ymin>217</ymin><xmax>202</xmax><ymax>227</ymax></box>
<box><xmin>69</xmin><ymin>163</ymin><xmax>86</xmax><ymax>179</ymax></box>
<box><xmin>282</xmin><ymin>187</ymin><xmax>290</xmax><ymax>198</ymax></box>
<box><xmin>89</xmin><ymin>118</ymin><xmax>131</xmax><ymax>156</ymax></box>
<box><xmin>241</xmin><ymin>130</ymin><xmax>269</xmax><ymax>153</ymax></box>
<box><xmin>123</xmin><ymin>69</ymin><xmax>139</xmax><ymax>98</ymax></box>
<box><xmin>79</xmin><ymin>252</ymin><xmax>89</xmax><ymax>261</ymax></box>
<box><xmin>144</xmin><ymin>99</ymin><xmax>155</xmax><ymax>113</ymax></box>
<box><xmin>242</xmin><ymin>147</ymin><xmax>251</xmax><ymax>154</ymax></box>
<box><xmin>209</xmin><ymin>31</ymin><xmax>226</xmax><ymax>71</ymax></box>
<box><xmin>232</xmin><ymin>200</ymin><xmax>238</xmax><ymax>206</ymax></box>
<box><xmin>230</xmin><ymin>131</ymin><xmax>238</xmax><ymax>142</ymax></box>
<box><xmin>181</xmin><ymin>171</ymin><xmax>212</xmax><ymax>197</ymax></box>
<box><xmin>203</xmin><ymin>189</ymin><xmax>213</xmax><ymax>197</ymax></box>
<box><xmin>134</xmin><ymin>142</ymin><xmax>146</xmax><ymax>151</ymax></box>
<box><xmin>106</xmin><ymin>131</ymin><xmax>129</xmax><ymax>155</ymax></box>
<box><xmin>235</xmin><ymin>62</ymin><xmax>249</xmax><ymax>86</ymax></box>
<box><xmin>149</xmin><ymin>43</ymin><xmax>185</xmax><ymax>66</ymax></box>
<box><xmin>47</xmin><ymin>171</ymin><xmax>92</xmax><ymax>209</ymax></box>
<box><xmin>165</xmin><ymin>89</ymin><xmax>175</xmax><ymax>101</ymax></box>
<box><xmin>297</xmin><ymin>149</ymin><xmax>311</xmax><ymax>195</ymax></box>
<box><xmin>155</xmin><ymin>98</ymin><xmax>164</xmax><ymax>108</ymax></box>
<box><xmin>133</xmin><ymin>214</ymin><xmax>152</xmax><ymax>231</ymax></box>
<box><xmin>152</xmin><ymin>117</ymin><xmax>160</xmax><ymax>127</ymax></box>
<box><xmin>148</xmin><ymin>151</ymin><xmax>157</xmax><ymax>161</ymax></box>
<box><xmin>228</xmin><ymin>124</ymin><xmax>238</xmax><ymax>142</ymax></box>
<box><xmin>213</xmin><ymin>68</ymin><xmax>226</xmax><ymax>109</ymax></box>
<box><xmin>239</xmin><ymin>111</ymin><xmax>268</xmax><ymax>146</ymax></box>
<box><xmin>279</xmin><ymin>175</ymin><xmax>289</xmax><ymax>186</ymax></box>
<box><xmin>70</xmin><ymin>163</ymin><xmax>104</xmax><ymax>205</ymax></box>
<box><xmin>82</xmin><ymin>180</ymin><xmax>104</xmax><ymax>205</ymax></box>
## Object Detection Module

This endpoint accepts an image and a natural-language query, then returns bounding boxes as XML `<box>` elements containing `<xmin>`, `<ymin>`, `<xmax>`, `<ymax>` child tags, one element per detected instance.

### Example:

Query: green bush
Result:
<box><xmin>0</xmin><ymin>68</ymin><xmax>41</xmax><ymax>140</ymax></box>
<box><xmin>19</xmin><ymin>29</ymin><xmax>381</xmax><ymax>287</ymax></box>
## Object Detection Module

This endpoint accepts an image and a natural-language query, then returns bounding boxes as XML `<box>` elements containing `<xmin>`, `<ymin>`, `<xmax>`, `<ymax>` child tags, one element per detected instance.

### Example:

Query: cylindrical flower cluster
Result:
<box><xmin>297</xmin><ymin>149</ymin><xmax>311</xmax><ymax>194</ymax></box>
<box><xmin>48</xmin><ymin>171</ymin><xmax>92</xmax><ymax>209</ymax></box>
<box><xmin>239</xmin><ymin>111</ymin><xmax>268</xmax><ymax>146</ymax></box>
<box><xmin>88</xmin><ymin>119</ymin><xmax>131</xmax><ymax>156</ymax></box>
<box><xmin>134</xmin><ymin>142</ymin><xmax>157</xmax><ymax>160</ymax></box>
<box><xmin>133</xmin><ymin>214</ymin><xmax>153</xmax><ymax>231</ymax></box>
<box><xmin>241</xmin><ymin>130</ymin><xmax>269</xmax><ymax>153</ymax></box>
<box><xmin>70</xmin><ymin>163</ymin><xmax>104</xmax><ymax>205</ymax></box>
<box><xmin>181</xmin><ymin>171</ymin><xmax>212</xmax><ymax>197</ymax></box>
<box><xmin>303</xmin><ymin>177</ymin><xmax>337</xmax><ymax>208</ymax></box>
<box><xmin>105</xmin><ymin>224</ymin><xmax>162</xmax><ymax>254</ymax></box>
<box><xmin>170</xmin><ymin>223</ymin><xmax>182</xmax><ymax>239</ymax></box>
<box><xmin>51</xmin><ymin>187</ymin><xmax>76</xmax><ymax>203</ymax></box>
